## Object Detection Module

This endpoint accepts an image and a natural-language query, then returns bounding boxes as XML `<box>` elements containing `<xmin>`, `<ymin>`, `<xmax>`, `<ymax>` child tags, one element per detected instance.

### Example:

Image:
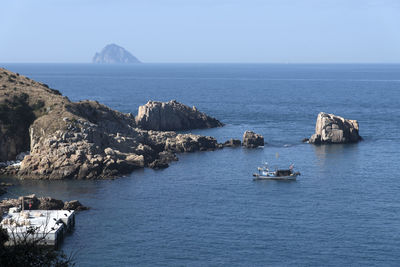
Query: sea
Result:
<box><xmin>1</xmin><ymin>63</ymin><xmax>400</xmax><ymax>266</ymax></box>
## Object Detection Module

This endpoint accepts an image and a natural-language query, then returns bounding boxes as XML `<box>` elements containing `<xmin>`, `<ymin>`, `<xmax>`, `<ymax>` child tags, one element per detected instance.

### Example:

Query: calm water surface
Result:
<box><xmin>1</xmin><ymin>64</ymin><xmax>400</xmax><ymax>266</ymax></box>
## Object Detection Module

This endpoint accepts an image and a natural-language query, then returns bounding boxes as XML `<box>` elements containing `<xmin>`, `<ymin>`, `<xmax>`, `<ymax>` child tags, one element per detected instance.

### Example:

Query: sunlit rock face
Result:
<box><xmin>242</xmin><ymin>131</ymin><xmax>264</xmax><ymax>148</ymax></box>
<box><xmin>136</xmin><ymin>100</ymin><xmax>223</xmax><ymax>131</ymax></box>
<box><xmin>309</xmin><ymin>112</ymin><xmax>362</xmax><ymax>144</ymax></box>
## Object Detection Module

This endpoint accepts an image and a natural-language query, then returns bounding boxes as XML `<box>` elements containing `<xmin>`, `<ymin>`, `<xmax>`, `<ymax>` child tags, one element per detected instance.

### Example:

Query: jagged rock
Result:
<box><xmin>242</xmin><ymin>131</ymin><xmax>264</xmax><ymax>148</ymax></box>
<box><xmin>148</xmin><ymin>159</ymin><xmax>169</xmax><ymax>169</ymax></box>
<box><xmin>63</xmin><ymin>200</ymin><xmax>88</xmax><ymax>211</ymax></box>
<box><xmin>223</xmin><ymin>139</ymin><xmax>241</xmax><ymax>147</ymax></box>
<box><xmin>125</xmin><ymin>154</ymin><xmax>145</xmax><ymax>168</ymax></box>
<box><xmin>309</xmin><ymin>112</ymin><xmax>362</xmax><ymax>144</ymax></box>
<box><xmin>92</xmin><ymin>44</ymin><xmax>141</xmax><ymax>64</ymax></box>
<box><xmin>164</xmin><ymin>134</ymin><xmax>218</xmax><ymax>153</ymax></box>
<box><xmin>136</xmin><ymin>100</ymin><xmax>223</xmax><ymax>131</ymax></box>
<box><xmin>38</xmin><ymin>197</ymin><xmax>64</xmax><ymax>210</ymax></box>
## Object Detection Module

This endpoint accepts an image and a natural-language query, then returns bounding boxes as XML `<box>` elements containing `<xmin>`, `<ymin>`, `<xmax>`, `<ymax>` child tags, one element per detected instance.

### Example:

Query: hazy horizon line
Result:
<box><xmin>2</xmin><ymin>62</ymin><xmax>400</xmax><ymax>65</ymax></box>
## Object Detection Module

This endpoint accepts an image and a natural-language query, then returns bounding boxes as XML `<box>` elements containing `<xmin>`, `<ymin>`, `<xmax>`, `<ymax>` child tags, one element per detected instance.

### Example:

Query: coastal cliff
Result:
<box><xmin>92</xmin><ymin>44</ymin><xmax>141</xmax><ymax>64</ymax></box>
<box><xmin>0</xmin><ymin>68</ymin><xmax>221</xmax><ymax>179</ymax></box>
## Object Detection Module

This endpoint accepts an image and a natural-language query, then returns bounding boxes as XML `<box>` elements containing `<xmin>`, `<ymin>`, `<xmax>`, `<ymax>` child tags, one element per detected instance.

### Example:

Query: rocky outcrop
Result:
<box><xmin>0</xmin><ymin>194</ymin><xmax>88</xmax><ymax>213</ymax></box>
<box><xmin>92</xmin><ymin>44</ymin><xmax>141</xmax><ymax>64</ymax></box>
<box><xmin>309</xmin><ymin>112</ymin><xmax>362</xmax><ymax>144</ymax></box>
<box><xmin>242</xmin><ymin>131</ymin><xmax>264</xmax><ymax>148</ymax></box>
<box><xmin>63</xmin><ymin>200</ymin><xmax>88</xmax><ymax>211</ymax></box>
<box><xmin>0</xmin><ymin>68</ymin><xmax>222</xmax><ymax>179</ymax></box>
<box><xmin>136</xmin><ymin>100</ymin><xmax>223</xmax><ymax>131</ymax></box>
<box><xmin>223</xmin><ymin>139</ymin><xmax>241</xmax><ymax>147</ymax></box>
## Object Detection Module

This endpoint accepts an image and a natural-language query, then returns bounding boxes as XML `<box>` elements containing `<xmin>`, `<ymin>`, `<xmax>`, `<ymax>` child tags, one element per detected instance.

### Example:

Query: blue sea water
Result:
<box><xmin>1</xmin><ymin>63</ymin><xmax>400</xmax><ymax>266</ymax></box>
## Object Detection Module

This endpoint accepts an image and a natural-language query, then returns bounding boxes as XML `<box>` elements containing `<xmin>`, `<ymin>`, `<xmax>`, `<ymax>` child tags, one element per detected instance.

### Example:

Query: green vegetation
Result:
<box><xmin>32</xmin><ymin>100</ymin><xmax>45</xmax><ymax>111</ymax></box>
<box><xmin>0</xmin><ymin>94</ymin><xmax>36</xmax><ymax>154</ymax></box>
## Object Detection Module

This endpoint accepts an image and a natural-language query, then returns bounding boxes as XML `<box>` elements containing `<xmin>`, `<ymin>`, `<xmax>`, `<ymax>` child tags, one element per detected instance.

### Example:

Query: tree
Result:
<box><xmin>0</xmin><ymin>225</ymin><xmax>74</xmax><ymax>267</ymax></box>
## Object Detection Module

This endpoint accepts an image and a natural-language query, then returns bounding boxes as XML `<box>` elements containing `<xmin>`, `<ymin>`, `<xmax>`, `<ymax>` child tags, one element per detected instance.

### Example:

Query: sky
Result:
<box><xmin>0</xmin><ymin>0</ymin><xmax>399</xmax><ymax>63</ymax></box>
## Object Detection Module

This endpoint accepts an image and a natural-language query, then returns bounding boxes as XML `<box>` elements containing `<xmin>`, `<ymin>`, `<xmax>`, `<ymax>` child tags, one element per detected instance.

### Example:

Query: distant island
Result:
<box><xmin>92</xmin><ymin>44</ymin><xmax>141</xmax><ymax>64</ymax></box>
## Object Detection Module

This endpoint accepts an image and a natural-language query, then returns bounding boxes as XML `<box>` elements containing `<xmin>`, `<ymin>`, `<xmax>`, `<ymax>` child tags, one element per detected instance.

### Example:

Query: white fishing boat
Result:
<box><xmin>253</xmin><ymin>163</ymin><xmax>300</xmax><ymax>181</ymax></box>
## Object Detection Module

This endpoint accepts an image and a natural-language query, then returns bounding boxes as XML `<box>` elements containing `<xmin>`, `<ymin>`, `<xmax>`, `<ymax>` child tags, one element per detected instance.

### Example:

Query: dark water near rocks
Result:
<box><xmin>2</xmin><ymin>63</ymin><xmax>400</xmax><ymax>266</ymax></box>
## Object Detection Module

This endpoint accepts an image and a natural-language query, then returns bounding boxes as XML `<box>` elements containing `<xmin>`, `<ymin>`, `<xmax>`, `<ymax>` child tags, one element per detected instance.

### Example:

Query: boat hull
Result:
<box><xmin>252</xmin><ymin>174</ymin><xmax>298</xmax><ymax>181</ymax></box>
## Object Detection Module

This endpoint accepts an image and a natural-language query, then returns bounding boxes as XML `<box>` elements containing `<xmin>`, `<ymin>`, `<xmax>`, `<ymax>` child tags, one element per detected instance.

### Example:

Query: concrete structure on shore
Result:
<box><xmin>1</xmin><ymin>208</ymin><xmax>75</xmax><ymax>247</ymax></box>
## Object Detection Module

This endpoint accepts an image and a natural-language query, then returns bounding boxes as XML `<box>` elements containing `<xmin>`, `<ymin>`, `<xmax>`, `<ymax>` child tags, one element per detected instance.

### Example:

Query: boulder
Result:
<box><xmin>309</xmin><ymin>112</ymin><xmax>362</xmax><ymax>144</ymax></box>
<box><xmin>37</xmin><ymin>197</ymin><xmax>65</xmax><ymax>210</ymax></box>
<box><xmin>136</xmin><ymin>100</ymin><xmax>223</xmax><ymax>131</ymax></box>
<box><xmin>63</xmin><ymin>200</ymin><xmax>89</xmax><ymax>211</ymax></box>
<box><xmin>148</xmin><ymin>159</ymin><xmax>169</xmax><ymax>169</ymax></box>
<box><xmin>164</xmin><ymin>134</ymin><xmax>218</xmax><ymax>153</ymax></box>
<box><xmin>242</xmin><ymin>131</ymin><xmax>264</xmax><ymax>148</ymax></box>
<box><xmin>223</xmin><ymin>139</ymin><xmax>241</xmax><ymax>147</ymax></box>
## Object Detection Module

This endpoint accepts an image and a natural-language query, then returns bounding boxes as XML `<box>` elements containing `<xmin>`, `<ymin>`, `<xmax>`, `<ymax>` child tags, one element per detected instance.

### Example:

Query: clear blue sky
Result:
<box><xmin>1</xmin><ymin>0</ymin><xmax>399</xmax><ymax>63</ymax></box>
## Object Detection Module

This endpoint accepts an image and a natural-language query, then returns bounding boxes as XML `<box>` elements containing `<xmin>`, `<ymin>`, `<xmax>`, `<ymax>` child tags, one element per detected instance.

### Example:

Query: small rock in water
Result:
<box><xmin>223</xmin><ymin>139</ymin><xmax>241</xmax><ymax>147</ymax></box>
<box><xmin>242</xmin><ymin>131</ymin><xmax>264</xmax><ymax>148</ymax></box>
<box><xmin>309</xmin><ymin>112</ymin><xmax>362</xmax><ymax>144</ymax></box>
<box><xmin>63</xmin><ymin>200</ymin><xmax>89</xmax><ymax>211</ymax></box>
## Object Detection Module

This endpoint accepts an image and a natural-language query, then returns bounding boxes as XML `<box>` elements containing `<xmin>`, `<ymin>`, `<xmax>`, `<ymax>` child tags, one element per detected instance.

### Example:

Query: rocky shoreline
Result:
<box><xmin>0</xmin><ymin>194</ymin><xmax>88</xmax><ymax>212</ymax></box>
<box><xmin>0</xmin><ymin>67</ymin><xmax>362</xmax><ymax>180</ymax></box>
<box><xmin>0</xmin><ymin>68</ymin><xmax>231</xmax><ymax>179</ymax></box>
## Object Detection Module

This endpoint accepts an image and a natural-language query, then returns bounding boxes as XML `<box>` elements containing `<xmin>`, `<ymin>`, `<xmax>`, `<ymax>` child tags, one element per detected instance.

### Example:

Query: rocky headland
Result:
<box><xmin>0</xmin><ymin>68</ymin><xmax>224</xmax><ymax>179</ymax></box>
<box><xmin>92</xmin><ymin>44</ymin><xmax>141</xmax><ymax>64</ymax></box>
<box><xmin>309</xmin><ymin>112</ymin><xmax>362</xmax><ymax>144</ymax></box>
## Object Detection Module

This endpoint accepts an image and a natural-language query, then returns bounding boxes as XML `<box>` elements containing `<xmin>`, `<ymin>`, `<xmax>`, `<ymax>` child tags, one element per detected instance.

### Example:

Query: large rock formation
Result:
<box><xmin>136</xmin><ymin>100</ymin><xmax>223</xmax><ymax>131</ymax></box>
<box><xmin>242</xmin><ymin>131</ymin><xmax>264</xmax><ymax>148</ymax></box>
<box><xmin>309</xmin><ymin>112</ymin><xmax>362</xmax><ymax>144</ymax></box>
<box><xmin>0</xmin><ymin>68</ymin><xmax>221</xmax><ymax>179</ymax></box>
<box><xmin>92</xmin><ymin>44</ymin><xmax>141</xmax><ymax>64</ymax></box>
